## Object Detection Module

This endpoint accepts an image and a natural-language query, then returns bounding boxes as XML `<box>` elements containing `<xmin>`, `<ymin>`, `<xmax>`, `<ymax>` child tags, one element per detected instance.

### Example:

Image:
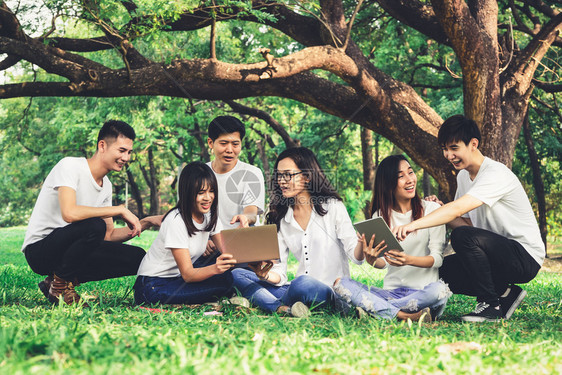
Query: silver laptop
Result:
<box><xmin>220</xmin><ymin>224</ymin><xmax>280</xmax><ymax>264</ymax></box>
<box><xmin>353</xmin><ymin>217</ymin><xmax>405</xmax><ymax>256</ymax></box>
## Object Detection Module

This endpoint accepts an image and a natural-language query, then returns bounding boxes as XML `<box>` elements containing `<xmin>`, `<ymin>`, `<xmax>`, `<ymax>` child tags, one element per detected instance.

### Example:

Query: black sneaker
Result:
<box><xmin>461</xmin><ymin>302</ymin><xmax>502</xmax><ymax>322</ymax></box>
<box><xmin>500</xmin><ymin>285</ymin><xmax>527</xmax><ymax>320</ymax></box>
<box><xmin>38</xmin><ymin>276</ymin><xmax>52</xmax><ymax>299</ymax></box>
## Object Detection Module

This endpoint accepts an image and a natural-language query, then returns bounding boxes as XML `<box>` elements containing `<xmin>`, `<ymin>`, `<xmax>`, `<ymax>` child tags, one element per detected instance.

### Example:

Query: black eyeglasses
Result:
<box><xmin>276</xmin><ymin>171</ymin><xmax>304</xmax><ymax>182</ymax></box>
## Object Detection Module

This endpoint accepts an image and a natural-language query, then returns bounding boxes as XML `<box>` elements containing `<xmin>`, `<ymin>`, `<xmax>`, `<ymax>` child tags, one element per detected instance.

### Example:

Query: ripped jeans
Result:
<box><xmin>334</xmin><ymin>277</ymin><xmax>451</xmax><ymax>320</ymax></box>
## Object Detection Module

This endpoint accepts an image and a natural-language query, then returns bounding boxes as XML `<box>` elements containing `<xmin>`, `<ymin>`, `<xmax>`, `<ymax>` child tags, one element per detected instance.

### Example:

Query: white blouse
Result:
<box><xmin>272</xmin><ymin>199</ymin><xmax>363</xmax><ymax>287</ymax></box>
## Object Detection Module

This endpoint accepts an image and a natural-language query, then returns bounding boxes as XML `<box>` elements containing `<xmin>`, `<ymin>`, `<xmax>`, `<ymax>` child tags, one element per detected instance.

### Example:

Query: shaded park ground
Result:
<box><xmin>1</xmin><ymin>226</ymin><xmax>560</xmax><ymax>374</ymax></box>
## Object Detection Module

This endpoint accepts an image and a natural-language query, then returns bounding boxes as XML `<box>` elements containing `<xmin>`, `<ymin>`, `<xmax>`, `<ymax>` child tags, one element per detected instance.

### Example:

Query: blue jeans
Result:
<box><xmin>334</xmin><ymin>277</ymin><xmax>451</xmax><ymax>320</ymax></box>
<box><xmin>134</xmin><ymin>253</ymin><xmax>234</xmax><ymax>305</ymax></box>
<box><xmin>231</xmin><ymin>268</ymin><xmax>335</xmax><ymax>313</ymax></box>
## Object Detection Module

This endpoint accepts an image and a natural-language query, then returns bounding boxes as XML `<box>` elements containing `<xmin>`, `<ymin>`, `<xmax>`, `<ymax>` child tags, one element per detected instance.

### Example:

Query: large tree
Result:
<box><xmin>0</xmin><ymin>0</ymin><xmax>560</xmax><ymax>197</ymax></box>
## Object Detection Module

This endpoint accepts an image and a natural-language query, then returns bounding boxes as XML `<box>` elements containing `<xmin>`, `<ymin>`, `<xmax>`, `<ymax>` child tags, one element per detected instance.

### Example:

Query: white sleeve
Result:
<box><xmin>164</xmin><ymin>213</ymin><xmax>191</xmax><ymax>250</ymax></box>
<box><xmin>210</xmin><ymin>217</ymin><xmax>223</xmax><ymax>236</ymax></box>
<box><xmin>466</xmin><ymin>168</ymin><xmax>517</xmax><ymax>207</ymax></box>
<box><xmin>270</xmin><ymin>230</ymin><xmax>289</xmax><ymax>286</ymax></box>
<box><xmin>334</xmin><ymin>201</ymin><xmax>364</xmax><ymax>265</ymax></box>
<box><xmin>51</xmin><ymin>158</ymin><xmax>79</xmax><ymax>191</ymax></box>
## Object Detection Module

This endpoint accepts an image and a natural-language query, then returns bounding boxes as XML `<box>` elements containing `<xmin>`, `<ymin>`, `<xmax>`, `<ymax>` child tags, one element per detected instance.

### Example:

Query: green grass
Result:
<box><xmin>1</xmin><ymin>227</ymin><xmax>561</xmax><ymax>374</ymax></box>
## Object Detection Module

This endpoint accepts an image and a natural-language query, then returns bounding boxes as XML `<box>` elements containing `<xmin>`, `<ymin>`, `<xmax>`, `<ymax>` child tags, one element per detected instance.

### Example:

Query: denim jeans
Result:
<box><xmin>231</xmin><ymin>268</ymin><xmax>335</xmax><ymax>313</ymax></box>
<box><xmin>333</xmin><ymin>277</ymin><xmax>451</xmax><ymax>320</ymax></box>
<box><xmin>133</xmin><ymin>252</ymin><xmax>234</xmax><ymax>305</ymax></box>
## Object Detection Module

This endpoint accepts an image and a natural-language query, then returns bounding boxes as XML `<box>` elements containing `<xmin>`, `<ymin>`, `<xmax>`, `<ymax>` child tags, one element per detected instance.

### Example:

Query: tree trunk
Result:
<box><xmin>147</xmin><ymin>148</ymin><xmax>160</xmax><ymax>216</ymax></box>
<box><xmin>360</xmin><ymin>127</ymin><xmax>375</xmax><ymax>219</ymax></box>
<box><xmin>0</xmin><ymin>1</ymin><xmax>560</xmax><ymax>201</ymax></box>
<box><xmin>126</xmin><ymin>168</ymin><xmax>145</xmax><ymax>218</ymax></box>
<box><xmin>522</xmin><ymin>110</ymin><xmax>548</xmax><ymax>254</ymax></box>
<box><xmin>192</xmin><ymin>120</ymin><xmax>210</xmax><ymax>162</ymax></box>
<box><xmin>360</xmin><ymin>127</ymin><xmax>375</xmax><ymax>191</ymax></box>
<box><xmin>422</xmin><ymin>170</ymin><xmax>432</xmax><ymax>197</ymax></box>
<box><xmin>140</xmin><ymin>148</ymin><xmax>160</xmax><ymax>216</ymax></box>
<box><xmin>256</xmin><ymin>139</ymin><xmax>270</xmax><ymax>179</ymax></box>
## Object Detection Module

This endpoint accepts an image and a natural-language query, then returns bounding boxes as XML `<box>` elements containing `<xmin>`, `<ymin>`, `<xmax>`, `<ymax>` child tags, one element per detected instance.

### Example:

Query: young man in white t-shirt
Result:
<box><xmin>394</xmin><ymin>115</ymin><xmax>544</xmax><ymax>322</ymax></box>
<box><xmin>22</xmin><ymin>120</ymin><xmax>162</xmax><ymax>306</ymax></box>
<box><xmin>203</xmin><ymin>116</ymin><xmax>265</xmax><ymax>257</ymax></box>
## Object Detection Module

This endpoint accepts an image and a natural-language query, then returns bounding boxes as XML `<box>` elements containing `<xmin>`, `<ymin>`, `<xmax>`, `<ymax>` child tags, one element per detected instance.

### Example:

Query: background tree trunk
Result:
<box><xmin>522</xmin><ymin>110</ymin><xmax>548</xmax><ymax>254</ymax></box>
<box><xmin>126</xmin><ymin>168</ymin><xmax>145</xmax><ymax>218</ymax></box>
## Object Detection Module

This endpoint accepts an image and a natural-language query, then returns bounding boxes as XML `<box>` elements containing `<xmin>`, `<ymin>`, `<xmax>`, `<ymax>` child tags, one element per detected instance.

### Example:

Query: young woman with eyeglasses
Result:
<box><xmin>231</xmin><ymin>147</ymin><xmax>365</xmax><ymax>317</ymax></box>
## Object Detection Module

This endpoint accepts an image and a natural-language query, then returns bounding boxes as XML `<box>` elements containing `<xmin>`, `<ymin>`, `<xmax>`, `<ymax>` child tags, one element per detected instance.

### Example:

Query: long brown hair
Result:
<box><xmin>369</xmin><ymin>155</ymin><xmax>423</xmax><ymax>226</ymax></box>
<box><xmin>163</xmin><ymin>162</ymin><xmax>218</xmax><ymax>236</ymax></box>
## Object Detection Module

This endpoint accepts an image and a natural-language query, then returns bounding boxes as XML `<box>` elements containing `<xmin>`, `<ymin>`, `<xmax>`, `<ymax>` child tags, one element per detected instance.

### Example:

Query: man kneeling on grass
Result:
<box><xmin>21</xmin><ymin>120</ymin><xmax>162</xmax><ymax>307</ymax></box>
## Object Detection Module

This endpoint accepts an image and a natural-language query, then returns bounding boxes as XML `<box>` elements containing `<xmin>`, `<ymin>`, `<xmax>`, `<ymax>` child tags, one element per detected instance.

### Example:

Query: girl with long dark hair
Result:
<box><xmin>231</xmin><ymin>147</ymin><xmax>364</xmax><ymax>316</ymax></box>
<box><xmin>134</xmin><ymin>162</ymin><xmax>236</xmax><ymax>305</ymax></box>
<box><xmin>333</xmin><ymin>155</ymin><xmax>451</xmax><ymax>321</ymax></box>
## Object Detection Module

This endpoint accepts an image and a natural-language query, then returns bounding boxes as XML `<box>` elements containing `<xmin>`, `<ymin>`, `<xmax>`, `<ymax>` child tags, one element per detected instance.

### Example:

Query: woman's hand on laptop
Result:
<box><xmin>249</xmin><ymin>261</ymin><xmax>273</xmax><ymax>280</ymax></box>
<box><xmin>214</xmin><ymin>253</ymin><xmax>237</xmax><ymax>274</ymax></box>
<box><xmin>203</xmin><ymin>240</ymin><xmax>218</xmax><ymax>257</ymax></box>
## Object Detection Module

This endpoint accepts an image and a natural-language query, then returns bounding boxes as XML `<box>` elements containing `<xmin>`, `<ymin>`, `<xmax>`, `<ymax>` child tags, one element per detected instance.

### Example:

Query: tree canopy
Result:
<box><xmin>1</xmin><ymin>0</ymin><xmax>560</xmax><ymax>197</ymax></box>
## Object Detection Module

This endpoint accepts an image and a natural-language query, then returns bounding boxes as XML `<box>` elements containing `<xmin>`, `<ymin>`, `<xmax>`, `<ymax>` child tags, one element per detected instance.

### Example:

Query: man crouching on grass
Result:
<box><xmin>21</xmin><ymin>120</ymin><xmax>162</xmax><ymax>307</ymax></box>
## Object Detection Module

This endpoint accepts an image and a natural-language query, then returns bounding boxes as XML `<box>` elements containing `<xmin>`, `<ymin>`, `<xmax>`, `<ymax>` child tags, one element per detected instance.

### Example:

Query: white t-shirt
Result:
<box><xmin>137</xmin><ymin>209</ymin><xmax>222</xmax><ymax>278</ymax></box>
<box><xmin>455</xmin><ymin>157</ymin><xmax>545</xmax><ymax>266</ymax></box>
<box><xmin>373</xmin><ymin>200</ymin><xmax>447</xmax><ymax>290</ymax></box>
<box><xmin>22</xmin><ymin>157</ymin><xmax>112</xmax><ymax>251</ymax></box>
<box><xmin>207</xmin><ymin>160</ymin><xmax>265</xmax><ymax>230</ymax></box>
<box><xmin>273</xmin><ymin>199</ymin><xmax>364</xmax><ymax>287</ymax></box>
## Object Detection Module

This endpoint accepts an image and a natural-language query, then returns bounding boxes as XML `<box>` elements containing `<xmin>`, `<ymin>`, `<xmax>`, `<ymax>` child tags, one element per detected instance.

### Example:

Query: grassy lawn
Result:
<box><xmin>0</xmin><ymin>226</ymin><xmax>560</xmax><ymax>374</ymax></box>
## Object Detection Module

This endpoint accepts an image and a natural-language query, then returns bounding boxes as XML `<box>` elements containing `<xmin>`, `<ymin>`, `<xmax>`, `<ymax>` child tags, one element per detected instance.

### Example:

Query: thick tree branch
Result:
<box><xmin>44</xmin><ymin>36</ymin><xmax>114</xmax><ymax>52</ymax></box>
<box><xmin>0</xmin><ymin>36</ymin><xmax>110</xmax><ymax>82</ymax></box>
<box><xmin>0</xmin><ymin>3</ymin><xmax>28</xmax><ymax>41</ymax></box>
<box><xmin>0</xmin><ymin>55</ymin><xmax>21</xmax><ymax>71</ymax></box>
<box><xmin>513</xmin><ymin>12</ymin><xmax>562</xmax><ymax>85</ymax></box>
<box><xmin>224</xmin><ymin>100</ymin><xmax>299</xmax><ymax>148</ymax></box>
<box><xmin>376</xmin><ymin>0</ymin><xmax>449</xmax><ymax>45</ymax></box>
<box><xmin>119</xmin><ymin>0</ymin><xmax>138</xmax><ymax>14</ymax></box>
<box><xmin>533</xmin><ymin>79</ymin><xmax>562</xmax><ymax>93</ymax></box>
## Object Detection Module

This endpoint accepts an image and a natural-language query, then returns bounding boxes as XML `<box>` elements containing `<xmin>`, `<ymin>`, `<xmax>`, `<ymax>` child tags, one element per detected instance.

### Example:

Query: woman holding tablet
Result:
<box><xmin>333</xmin><ymin>155</ymin><xmax>451</xmax><ymax>321</ymax></box>
<box><xmin>231</xmin><ymin>147</ymin><xmax>364</xmax><ymax>317</ymax></box>
<box><xmin>134</xmin><ymin>162</ymin><xmax>236</xmax><ymax>305</ymax></box>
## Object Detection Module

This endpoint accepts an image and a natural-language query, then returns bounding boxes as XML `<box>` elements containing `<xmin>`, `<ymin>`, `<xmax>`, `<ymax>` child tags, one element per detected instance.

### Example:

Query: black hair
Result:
<box><xmin>97</xmin><ymin>120</ymin><xmax>136</xmax><ymax>146</ymax></box>
<box><xmin>370</xmin><ymin>155</ymin><xmax>423</xmax><ymax>226</ymax></box>
<box><xmin>208</xmin><ymin>116</ymin><xmax>246</xmax><ymax>141</ymax></box>
<box><xmin>163</xmin><ymin>161</ymin><xmax>218</xmax><ymax>236</ymax></box>
<box><xmin>266</xmin><ymin>147</ymin><xmax>342</xmax><ymax>230</ymax></box>
<box><xmin>437</xmin><ymin>114</ymin><xmax>481</xmax><ymax>147</ymax></box>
